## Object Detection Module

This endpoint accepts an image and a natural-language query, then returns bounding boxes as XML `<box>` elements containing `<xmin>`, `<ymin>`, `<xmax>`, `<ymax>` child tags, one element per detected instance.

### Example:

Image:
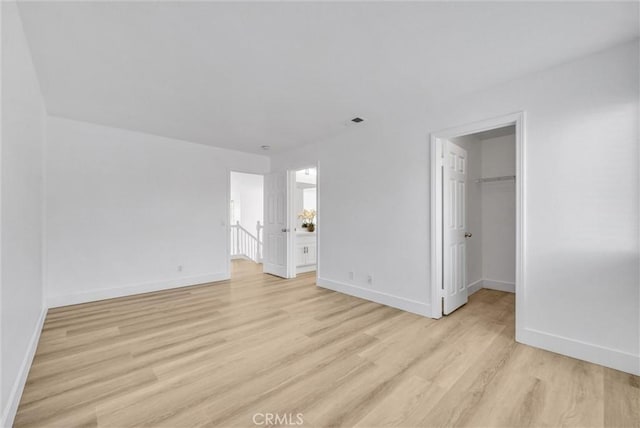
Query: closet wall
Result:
<box><xmin>481</xmin><ymin>132</ymin><xmax>516</xmax><ymax>291</ymax></box>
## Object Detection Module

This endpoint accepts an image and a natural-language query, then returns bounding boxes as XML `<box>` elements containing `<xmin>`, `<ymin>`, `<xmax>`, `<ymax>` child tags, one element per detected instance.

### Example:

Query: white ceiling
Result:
<box><xmin>17</xmin><ymin>1</ymin><xmax>639</xmax><ymax>154</ymax></box>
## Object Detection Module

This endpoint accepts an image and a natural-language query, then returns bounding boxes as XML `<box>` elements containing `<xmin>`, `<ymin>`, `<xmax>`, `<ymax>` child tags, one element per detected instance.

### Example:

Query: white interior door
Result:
<box><xmin>443</xmin><ymin>140</ymin><xmax>469</xmax><ymax>314</ymax></box>
<box><xmin>263</xmin><ymin>172</ymin><xmax>290</xmax><ymax>278</ymax></box>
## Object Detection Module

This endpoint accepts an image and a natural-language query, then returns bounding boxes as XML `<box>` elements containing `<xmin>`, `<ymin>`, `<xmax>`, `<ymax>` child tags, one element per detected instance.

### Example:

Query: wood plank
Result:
<box><xmin>13</xmin><ymin>260</ymin><xmax>637</xmax><ymax>428</ymax></box>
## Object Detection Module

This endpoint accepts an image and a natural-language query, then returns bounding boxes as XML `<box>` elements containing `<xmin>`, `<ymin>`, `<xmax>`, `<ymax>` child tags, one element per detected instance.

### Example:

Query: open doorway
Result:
<box><xmin>430</xmin><ymin>112</ymin><xmax>525</xmax><ymax>337</ymax></box>
<box><xmin>229</xmin><ymin>171</ymin><xmax>264</xmax><ymax>277</ymax></box>
<box><xmin>263</xmin><ymin>166</ymin><xmax>319</xmax><ymax>278</ymax></box>
<box><xmin>262</xmin><ymin>165</ymin><xmax>319</xmax><ymax>280</ymax></box>
<box><xmin>293</xmin><ymin>167</ymin><xmax>317</xmax><ymax>275</ymax></box>
<box><xmin>450</xmin><ymin>126</ymin><xmax>516</xmax><ymax>300</ymax></box>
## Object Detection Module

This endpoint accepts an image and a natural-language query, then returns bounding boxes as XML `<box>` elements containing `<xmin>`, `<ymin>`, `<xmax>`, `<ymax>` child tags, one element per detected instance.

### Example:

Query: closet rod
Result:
<box><xmin>474</xmin><ymin>175</ymin><xmax>516</xmax><ymax>183</ymax></box>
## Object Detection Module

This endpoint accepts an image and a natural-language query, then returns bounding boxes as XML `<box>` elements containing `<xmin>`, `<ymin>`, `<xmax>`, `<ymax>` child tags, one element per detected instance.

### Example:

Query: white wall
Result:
<box><xmin>230</xmin><ymin>171</ymin><xmax>264</xmax><ymax>233</ymax></box>
<box><xmin>270</xmin><ymin>40</ymin><xmax>639</xmax><ymax>374</ymax></box>
<box><xmin>303</xmin><ymin>188</ymin><xmax>317</xmax><ymax>212</ymax></box>
<box><xmin>273</xmin><ymin>123</ymin><xmax>435</xmax><ymax>316</ymax></box>
<box><xmin>1</xmin><ymin>2</ymin><xmax>47</xmax><ymax>426</ymax></box>
<box><xmin>480</xmin><ymin>133</ymin><xmax>516</xmax><ymax>288</ymax></box>
<box><xmin>45</xmin><ymin>117</ymin><xmax>269</xmax><ymax>307</ymax></box>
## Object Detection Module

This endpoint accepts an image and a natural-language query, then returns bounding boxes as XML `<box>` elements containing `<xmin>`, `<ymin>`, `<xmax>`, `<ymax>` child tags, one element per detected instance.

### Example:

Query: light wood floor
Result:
<box><xmin>15</xmin><ymin>260</ymin><xmax>639</xmax><ymax>428</ymax></box>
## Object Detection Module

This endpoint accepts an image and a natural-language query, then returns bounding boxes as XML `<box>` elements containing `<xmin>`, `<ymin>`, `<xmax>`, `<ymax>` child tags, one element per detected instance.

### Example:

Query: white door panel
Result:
<box><xmin>263</xmin><ymin>172</ymin><xmax>290</xmax><ymax>278</ymax></box>
<box><xmin>443</xmin><ymin>141</ymin><xmax>468</xmax><ymax>314</ymax></box>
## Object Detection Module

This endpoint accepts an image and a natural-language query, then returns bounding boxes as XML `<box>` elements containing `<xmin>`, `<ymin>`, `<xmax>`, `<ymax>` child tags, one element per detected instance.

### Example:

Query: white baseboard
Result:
<box><xmin>467</xmin><ymin>279</ymin><xmax>483</xmax><ymax>296</ymax></box>
<box><xmin>466</xmin><ymin>279</ymin><xmax>515</xmax><ymax>295</ymax></box>
<box><xmin>519</xmin><ymin>327</ymin><xmax>640</xmax><ymax>376</ymax></box>
<box><xmin>0</xmin><ymin>306</ymin><xmax>47</xmax><ymax>428</ymax></box>
<box><xmin>47</xmin><ymin>272</ymin><xmax>229</xmax><ymax>308</ymax></box>
<box><xmin>482</xmin><ymin>279</ymin><xmax>515</xmax><ymax>293</ymax></box>
<box><xmin>316</xmin><ymin>277</ymin><xmax>432</xmax><ymax>317</ymax></box>
<box><xmin>296</xmin><ymin>265</ymin><xmax>316</xmax><ymax>274</ymax></box>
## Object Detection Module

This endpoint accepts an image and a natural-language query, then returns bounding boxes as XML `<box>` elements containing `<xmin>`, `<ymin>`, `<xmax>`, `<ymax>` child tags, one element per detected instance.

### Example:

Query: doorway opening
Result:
<box><xmin>262</xmin><ymin>164</ymin><xmax>319</xmax><ymax>280</ymax></box>
<box><xmin>293</xmin><ymin>167</ymin><xmax>317</xmax><ymax>275</ymax></box>
<box><xmin>229</xmin><ymin>171</ymin><xmax>264</xmax><ymax>277</ymax></box>
<box><xmin>430</xmin><ymin>112</ymin><xmax>525</xmax><ymax>339</ymax></box>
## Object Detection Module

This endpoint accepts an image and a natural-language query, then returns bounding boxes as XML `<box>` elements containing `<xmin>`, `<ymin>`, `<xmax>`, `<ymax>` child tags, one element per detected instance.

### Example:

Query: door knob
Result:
<box><xmin>464</xmin><ymin>232</ymin><xmax>472</xmax><ymax>238</ymax></box>
<box><xmin>281</xmin><ymin>228</ymin><xmax>289</xmax><ymax>232</ymax></box>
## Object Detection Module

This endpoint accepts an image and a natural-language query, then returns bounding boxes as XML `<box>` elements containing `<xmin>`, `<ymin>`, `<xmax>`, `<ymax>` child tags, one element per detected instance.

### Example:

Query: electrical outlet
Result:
<box><xmin>178</xmin><ymin>265</ymin><xmax>183</xmax><ymax>272</ymax></box>
<box><xmin>367</xmin><ymin>274</ymin><xmax>373</xmax><ymax>285</ymax></box>
<box><xmin>348</xmin><ymin>271</ymin><xmax>354</xmax><ymax>281</ymax></box>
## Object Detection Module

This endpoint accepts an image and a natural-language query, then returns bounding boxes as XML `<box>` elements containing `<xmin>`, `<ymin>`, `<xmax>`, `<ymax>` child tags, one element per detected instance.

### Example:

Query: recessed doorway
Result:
<box><xmin>293</xmin><ymin>167</ymin><xmax>317</xmax><ymax>275</ymax></box>
<box><xmin>229</xmin><ymin>171</ymin><xmax>264</xmax><ymax>278</ymax></box>
<box><xmin>430</xmin><ymin>112</ymin><xmax>525</xmax><ymax>340</ymax></box>
<box><xmin>262</xmin><ymin>164</ymin><xmax>319</xmax><ymax>280</ymax></box>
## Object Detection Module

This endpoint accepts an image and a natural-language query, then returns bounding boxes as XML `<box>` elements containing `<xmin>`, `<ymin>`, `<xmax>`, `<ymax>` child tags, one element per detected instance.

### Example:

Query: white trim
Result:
<box><xmin>315</xmin><ymin>161</ymin><xmax>321</xmax><ymax>283</ymax></box>
<box><xmin>47</xmin><ymin>273</ymin><xmax>229</xmax><ymax>308</ymax></box>
<box><xmin>317</xmin><ymin>277</ymin><xmax>432</xmax><ymax>317</ymax></box>
<box><xmin>514</xmin><ymin>113</ymin><xmax>526</xmax><ymax>344</ymax></box>
<box><xmin>429</xmin><ymin>111</ymin><xmax>525</xmax><ymax>338</ymax></box>
<box><xmin>287</xmin><ymin>170</ymin><xmax>297</xmax><ymax>279</ymax></box>
<box><xmin>226</xmin><ymin>169</ymin><xmax>232</xmax><ymax>279</ymax></box>
<box><xmin>429</xmin><ymin>136</ymin><xmax>443</xmax><ymax>318</ymax></box>
<box><xmin>296</xmin><ymin>265</ymin><xmax>316</xmax><ymax>274</ymax></box>
<box><xmin>467</xmin><ymin>279</ymin><xmax>515</xmax><ymax>295</ymax></box>
<box><xmin>467</xmin><ymin>279</ymin><xmax>483</xmax><ymax>296</ymax></box>
<box><xmin>0</xmin><ymin>307</ymin><xmax>47</xmax><ymax>428</ymax></box>
<box><xmin>520</xmin><ymin>328</ymin><xmax>640</xmax><ymax>376</ymax></box>
<box><xmin>0</xmin><ymin>2</ymin><xmax>3</xmax><ymax>417</ymax></box>
<box><xmin>482</xmin><ymin>279</ymin><xmax>515</xmax><ymax>293</ymax></box>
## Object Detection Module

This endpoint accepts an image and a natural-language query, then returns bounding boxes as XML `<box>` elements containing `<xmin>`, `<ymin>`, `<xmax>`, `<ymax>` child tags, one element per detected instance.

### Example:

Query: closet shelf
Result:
<box><xmin>474</xmin><ymin>175</ymin><xmax>515</xmax><ymax>183</ymax></box>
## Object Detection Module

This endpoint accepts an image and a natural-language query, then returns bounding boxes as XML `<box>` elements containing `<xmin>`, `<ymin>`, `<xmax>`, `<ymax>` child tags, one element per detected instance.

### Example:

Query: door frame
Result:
<box><xmin>429</xmin><ymin>112</ymin><xmax>526</xmax><ymax>339</ymax></box>
<box><xmin>287</xmin><ymin>163</ymin><xmax>320</xmax><ymax>279</ymax></box>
